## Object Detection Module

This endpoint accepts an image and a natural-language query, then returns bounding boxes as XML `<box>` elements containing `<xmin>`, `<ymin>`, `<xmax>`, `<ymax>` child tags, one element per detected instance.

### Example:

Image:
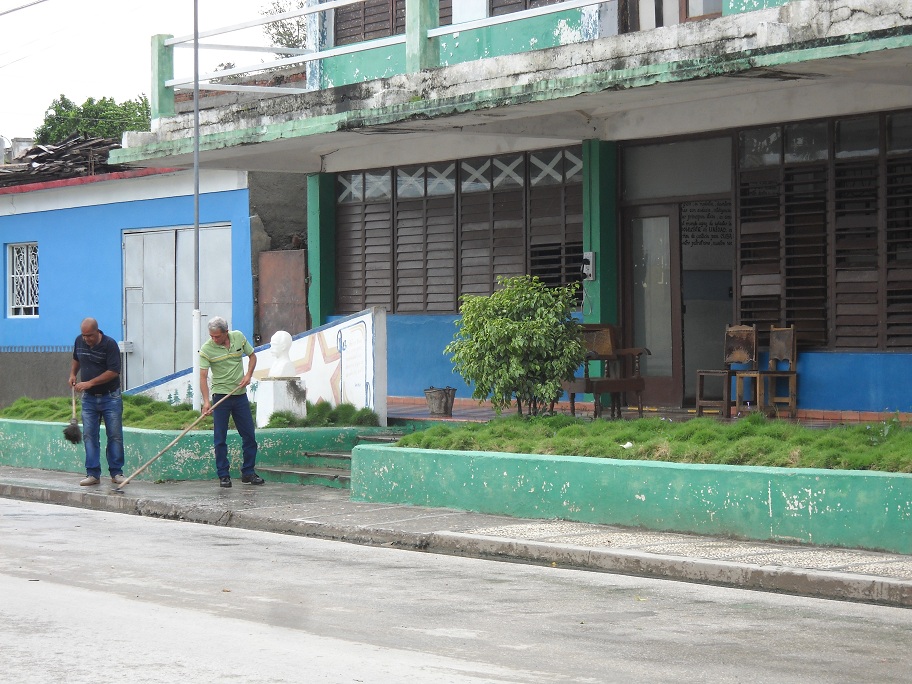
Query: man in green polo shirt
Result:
<box><xmin>199</xmin><ymin>316</ymin><xmax>264</xmax><ymax>488</ymax></box>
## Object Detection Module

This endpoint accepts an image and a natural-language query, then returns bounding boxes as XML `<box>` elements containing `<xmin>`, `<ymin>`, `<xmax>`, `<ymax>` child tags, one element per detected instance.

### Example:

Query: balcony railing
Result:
<box><xmin>154</xmin><ymin>0</ymin><xmax>609</xmax><ymax>116</ymax></box>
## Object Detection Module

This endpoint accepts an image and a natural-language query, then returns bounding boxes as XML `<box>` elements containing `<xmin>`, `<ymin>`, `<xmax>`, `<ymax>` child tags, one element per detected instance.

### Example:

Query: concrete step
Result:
<box><xmin>300</xmin><ymin>451</ymin><xmax>353</xmax><ymax>469</ymax></box>
<box><xmin>355</xmin><ymin>433</ymin><xmax>403</xmax><ymax>444</ymax></box>
<box><xmin>258</xmin><ymin>465</ymin><xmax>351</xmax><ymax>489</ymax></box>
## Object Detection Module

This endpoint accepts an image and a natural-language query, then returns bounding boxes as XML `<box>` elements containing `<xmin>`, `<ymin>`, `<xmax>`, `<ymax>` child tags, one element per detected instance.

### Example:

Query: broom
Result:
<box><xmin>63</xmin><ymin>385</ymin><xmax>82</xmax><ymax>444</ymax></box>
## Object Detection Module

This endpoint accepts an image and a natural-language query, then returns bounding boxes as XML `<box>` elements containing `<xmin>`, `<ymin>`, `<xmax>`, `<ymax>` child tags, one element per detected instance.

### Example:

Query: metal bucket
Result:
<box><xmin>424</xmin><ymin>386</ymin><xmax>456</xmax><ymax>416</ymax></box>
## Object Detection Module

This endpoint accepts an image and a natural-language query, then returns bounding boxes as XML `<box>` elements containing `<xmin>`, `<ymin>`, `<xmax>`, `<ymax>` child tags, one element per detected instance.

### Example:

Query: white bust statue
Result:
<box><xmin>268</xmin><ymin>330</ymin><xmax>296</xmax><ymax>377</ymax></box>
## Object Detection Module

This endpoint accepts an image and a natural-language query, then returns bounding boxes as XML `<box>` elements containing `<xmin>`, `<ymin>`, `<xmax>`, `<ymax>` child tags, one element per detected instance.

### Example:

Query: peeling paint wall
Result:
<box><xmin>0</xmin><ymin>420</ymin><xmax>383</xmax><ymax>482</ymax></box>
<box><xmin>351</xmin><ymin>444</ymin><xmax>912</xmax><ymax>554</ymax></box>
<box><xmin>724</xmin><ymin>0</ymin><xmax>789</xmax><ymax>14</ymax></box>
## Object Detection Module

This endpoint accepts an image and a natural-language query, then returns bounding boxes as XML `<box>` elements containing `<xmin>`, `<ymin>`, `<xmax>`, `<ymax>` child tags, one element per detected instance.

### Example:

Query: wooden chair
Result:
<box><xmin>561</xmin><ymin>324</ymin><xmax>651</xmax><ymax>419</ymax></box>
<box><xmin>758</xmin><ymin>325</ymin><xmax>798</xmax><ymax>418</ymax></box>
<box><xmin>695</xmin><ymin>324</ymin><xmax>758</xmax><ymax>418</ymax></box>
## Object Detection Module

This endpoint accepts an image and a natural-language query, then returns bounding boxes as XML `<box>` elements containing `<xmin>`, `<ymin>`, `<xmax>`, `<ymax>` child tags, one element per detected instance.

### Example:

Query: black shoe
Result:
<box><xmin>219</xmin><ymin>476</ymin><xmax>232</xmax><ymax>488</ymax></box>
<box><xmin>241</xmin><ymin>472</ymin><xmax>265</xmax><ymax>485</ymax></box>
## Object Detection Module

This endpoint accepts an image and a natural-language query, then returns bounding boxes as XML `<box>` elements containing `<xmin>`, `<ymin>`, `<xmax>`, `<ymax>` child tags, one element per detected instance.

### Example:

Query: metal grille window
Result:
<box><xmin>336</xmin><ymin>146</ymin><xmax>583</xmax><ymax>314</ymax></box>
<box><xmin>736</xmin><ymin>111</ymin><xmax>912</xmax><ymax>350</ymax></box>
<box><xmin>8</xmin><ymin>242</ymin><xmax>39</xmax><ymax>317</ymax></box>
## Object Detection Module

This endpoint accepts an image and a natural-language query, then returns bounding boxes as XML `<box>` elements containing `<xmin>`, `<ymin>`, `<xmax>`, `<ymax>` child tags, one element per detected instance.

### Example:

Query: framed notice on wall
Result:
<box><xmin>681</xmin><ymin>199</ymin><xmax>734</xmax><ymax>270</ymax></box>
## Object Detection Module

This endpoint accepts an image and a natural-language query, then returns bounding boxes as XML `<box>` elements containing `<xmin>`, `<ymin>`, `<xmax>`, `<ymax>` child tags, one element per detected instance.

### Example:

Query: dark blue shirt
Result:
<box><xmin>73</xmin><ymin>329</ymin><xmax>122</xmax><ymax>394</ymax></box>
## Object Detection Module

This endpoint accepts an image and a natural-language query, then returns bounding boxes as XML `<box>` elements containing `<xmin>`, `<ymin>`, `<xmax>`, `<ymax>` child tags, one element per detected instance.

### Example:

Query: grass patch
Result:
<box><xmin>0</xmin><ymin>396</ymin><xmax>379</xmax><ymax>431</ymax></box>
<box><xmin>395</xmin><ymin>413</ymin><xmax>912</xmax><ymax>473</ymax></box>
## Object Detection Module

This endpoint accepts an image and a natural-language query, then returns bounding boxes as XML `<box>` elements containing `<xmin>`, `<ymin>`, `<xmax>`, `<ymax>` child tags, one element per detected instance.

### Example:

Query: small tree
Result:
<box><xmin>34</xmin><ymin>94</ymin><xmax>150</xmax><ymax>145</ymax></box>
<box><xmin>445</xmin><ymin>275</ymin><xmax>585</xmax><ymax>416</ymax></box>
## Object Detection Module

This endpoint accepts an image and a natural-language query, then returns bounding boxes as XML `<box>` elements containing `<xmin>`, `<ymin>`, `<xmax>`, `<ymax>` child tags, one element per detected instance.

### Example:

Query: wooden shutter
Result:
<box><xmin>490</xmin><ymin>0</ymin><xmax>563</xmax><ymax>15</ymax></box>
<box><xmin>529</xmin><ymin>148</ymin><xmax>583</xmax><ymax>289</ymax></box>
<box><xmin>783</xmin><ymin>166</ymin><xmax>828</xmax><ymax>347</ymax></box>
<box><xmin>737</xmin><ymin>168</ymin><xmax>782</xmax><ymax>342</ymax></box>
<box><xmin>886</xmin><ymin>155</ymin><xmax>912</xmax><ymax>347</ymax></box>
<box><xmin>335</xmin><ymin>173</ymin><xmax>393</xmax><ymax>313</ymax></box>
<box><xmin>395</xmin><ymin>196</ymin><xmax>457</xmax><ymax>312</ymax></box>
<box><xmin>336</xmin><ymin>0</ymin><xmax>452</xmax><ymax>45</ymax></box>
<box><xmin>833</xmin><ymin>160</ymin><xmax>880</xmax><ymax>348</ymax></box>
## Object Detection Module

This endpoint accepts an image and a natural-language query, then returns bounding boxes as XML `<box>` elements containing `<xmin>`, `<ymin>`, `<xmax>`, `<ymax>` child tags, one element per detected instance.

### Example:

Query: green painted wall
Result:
<box><xmin>582</xmin><ymin>139</ymin><xmax>617</xmax><ymax>326</ymax></box>
<box><xmin>437</xmin><ymin>10</ymin><xmax>590</xmax><ymax>67</ymax></box>
<box><xmin>307</xmin><ymin>173</ymin><xmax>337</xmax><ymax>326</ymax></box>
<box><xmin>320</xmin><ymin>9</ymin><xmax>589</xmax><ymax>90</ymax></box>
<box><xmin>0</xmin><ymin>419</ymin><xmax>384</xmax><ymax>482</ymax></box>
<box><xmin>351</xmin><ymin>444</ymin><xmax>912</xmax><ymax>554</ymax></box>
<box><xmin>724</xmin><ymin>0</ymin><xmax>788</xmax><ymax>14</ymax></box>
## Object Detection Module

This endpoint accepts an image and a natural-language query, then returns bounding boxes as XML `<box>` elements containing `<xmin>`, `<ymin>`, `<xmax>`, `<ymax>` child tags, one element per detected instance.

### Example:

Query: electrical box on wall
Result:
<box><xmin>581</xmin><ymin>251</ymin><xmax>595</xmax><ymax>280</ymax></box>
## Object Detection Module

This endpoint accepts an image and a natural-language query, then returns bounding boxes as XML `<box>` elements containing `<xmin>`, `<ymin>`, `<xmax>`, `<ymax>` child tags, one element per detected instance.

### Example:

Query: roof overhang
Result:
<box><xmin>111</xmin><ymin>5</ymin><xmax>912</xmax><ymax>174</ymax></box>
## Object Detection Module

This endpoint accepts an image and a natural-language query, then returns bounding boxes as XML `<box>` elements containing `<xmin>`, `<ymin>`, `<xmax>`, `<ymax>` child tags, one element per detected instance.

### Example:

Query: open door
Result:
<box><xmin>625</xmin><ymin>205</ymin><xmax>683</xmax><ymax>406</ymax></box>
<box><xmin>624</xmin><ymin>201</ymin><xmax>735</xmax><ymax>408</ymax></box>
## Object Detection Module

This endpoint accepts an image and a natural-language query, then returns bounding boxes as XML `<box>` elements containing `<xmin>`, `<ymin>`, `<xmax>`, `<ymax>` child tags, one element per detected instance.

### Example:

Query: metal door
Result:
<box><xmin>123</xmin><ymin>225</ymin><xmax>232</xmax><ymax>389</ymax></box>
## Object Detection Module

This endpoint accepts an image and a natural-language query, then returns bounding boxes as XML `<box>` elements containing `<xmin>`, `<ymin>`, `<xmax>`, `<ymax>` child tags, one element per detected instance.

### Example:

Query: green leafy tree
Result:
<box><xmin>261</xmin><ymin>0</ymin><xmax>308</xmax><ymax>53</ymax></box>
<box><xmin>445</xmin><ymin>276</ymin><xmax>586</xmax><ymax>416</ymax></box>
<box><xmin>34</xmin><ymin>94</ymin><xmax>151</xmax><ymax>145</ymax></box>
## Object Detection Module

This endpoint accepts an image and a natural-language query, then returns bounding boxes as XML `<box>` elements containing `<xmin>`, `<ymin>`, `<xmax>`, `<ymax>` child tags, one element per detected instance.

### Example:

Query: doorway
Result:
<box><xmin>624</xmin><ymin>201</ymin><xmax>733</xmax><ymax>407</ymax></box>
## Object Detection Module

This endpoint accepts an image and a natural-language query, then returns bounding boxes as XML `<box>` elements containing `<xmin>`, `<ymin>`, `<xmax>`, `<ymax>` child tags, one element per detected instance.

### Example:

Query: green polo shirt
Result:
<box><xmin>199</xmin><ymin>330</ymin><xmax>254</xmax><ymax>395</ymax></box>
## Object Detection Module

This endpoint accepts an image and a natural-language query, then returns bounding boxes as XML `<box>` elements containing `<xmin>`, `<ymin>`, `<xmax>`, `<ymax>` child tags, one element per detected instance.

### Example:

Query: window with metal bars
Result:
<box><xmin>334</xmin><ymin>0</ymin><xmax>452</xmax><ymax>45</ymax></box>
<box><xmin>335</xmin><ymin>146</ymin><xmax>583</xmax><ymax>314</ymax></box>
<box><xmin>8</xmin><ymin>242</ymin><xmax>39</xmax><ymax>317</ymax></box>
<box><xmin>735</xmin><ymin>111</ymin><xmax>912</xmax><ymax>351</ymax></box>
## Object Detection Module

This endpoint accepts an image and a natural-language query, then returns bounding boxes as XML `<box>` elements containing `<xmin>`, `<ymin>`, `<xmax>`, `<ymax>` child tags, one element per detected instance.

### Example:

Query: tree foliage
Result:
<box><xmin>34</xmin><ymin>94</ymin><xmax>151</xmax><ymax>145</ymax></box>
<box><xmin>445</xmin><ymin>276</ymin><xmax>586</xmax><ymax>416</ymax></box>
<box><xmin>261</xmin><ymin>0</ymin><xmax>308</xmax><ymax>52</ymax></box>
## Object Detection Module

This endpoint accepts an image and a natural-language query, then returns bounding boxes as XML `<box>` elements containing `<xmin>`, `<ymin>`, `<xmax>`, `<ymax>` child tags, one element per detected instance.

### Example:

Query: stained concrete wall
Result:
<box><xmin>0</xmin><ymin>420</ymin><xmax>383</xmax><ymax>482</ymax></box>
<box><xmin>0</xmin><ymin>351</ymin><xmax>73</xmax><ymax>409</ymax></box>
<box><xmin>351</xmin><ymin>444</ymin><xmax>912</xmax><ymax>554</ymax></box>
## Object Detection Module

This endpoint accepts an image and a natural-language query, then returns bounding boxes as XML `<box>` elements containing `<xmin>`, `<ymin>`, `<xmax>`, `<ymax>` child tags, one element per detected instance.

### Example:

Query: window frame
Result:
<box><xmin>8</xmin><ymin>241</ymin><xmax>39</xmax><ymax>318</ymax></box>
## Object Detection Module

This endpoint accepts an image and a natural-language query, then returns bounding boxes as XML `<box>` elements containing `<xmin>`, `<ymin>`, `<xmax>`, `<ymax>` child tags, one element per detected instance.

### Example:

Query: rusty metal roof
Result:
<box><xmin>0</xmin><ymin>135</ymin><xmax>129</xmax><ymax>188</ymax></box>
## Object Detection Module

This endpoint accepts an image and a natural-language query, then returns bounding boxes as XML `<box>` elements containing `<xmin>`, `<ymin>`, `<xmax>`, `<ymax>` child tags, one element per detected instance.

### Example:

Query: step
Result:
<box><xmin>257</xmin><ymin>466</ymin><xmax>351</xmax><ymax>489</ymax></box>
<box><xmin>355</xmin><ymin>433</ymin><xmax>403</xmax><ymax>444</ymax></box>
<box><xmin>300</xmin><ymin>451</ymin><xmax>352</xmax><ymax>469</ymax></box>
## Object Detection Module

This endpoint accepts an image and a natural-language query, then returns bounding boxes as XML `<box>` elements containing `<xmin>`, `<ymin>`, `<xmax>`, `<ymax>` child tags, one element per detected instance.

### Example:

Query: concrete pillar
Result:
<box><xmin>151</xmin><ymin>35</ymin><xmax>175</xmax><ymax>120</ymax></box>
<box><xmin>307</xmin><ymin>173</ymin><xmax>337</xmax><ymax>326</ymax></box>
<box><xmin>406</xmin><ymin>0</ymin><xmax>439</xmax><ymax>73</ymax></box>
<box><xmin>582</xmin><ymin>139</ymin><xmax>618</xmax><ymax>325</ymax></box>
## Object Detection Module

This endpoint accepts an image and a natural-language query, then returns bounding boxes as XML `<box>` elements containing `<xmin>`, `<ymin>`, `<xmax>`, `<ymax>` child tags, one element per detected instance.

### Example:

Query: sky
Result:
<box><xmin>0</xmin><ymin>0</ymin><xmax>274</xmax><ymax>139</ymax></box>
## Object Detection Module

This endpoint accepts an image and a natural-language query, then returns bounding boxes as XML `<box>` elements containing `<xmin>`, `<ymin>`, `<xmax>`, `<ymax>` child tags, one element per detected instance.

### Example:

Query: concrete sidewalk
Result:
<box><xmin>1</xmin><ymin>465</ymin><xmax>910</xmax><ymax>608</ymax></box>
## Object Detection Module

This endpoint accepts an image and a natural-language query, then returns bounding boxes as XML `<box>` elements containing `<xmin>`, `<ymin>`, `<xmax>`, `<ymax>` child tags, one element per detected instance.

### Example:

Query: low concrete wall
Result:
<box><xmin>0</xmin><ymin>419</ymin><xmax>382</xmax><ymax>481</ymax></box>
<box><xmin>350</xmin><ymin>445</ymin><xmax>912</xmax><ymax>555</ymax></box>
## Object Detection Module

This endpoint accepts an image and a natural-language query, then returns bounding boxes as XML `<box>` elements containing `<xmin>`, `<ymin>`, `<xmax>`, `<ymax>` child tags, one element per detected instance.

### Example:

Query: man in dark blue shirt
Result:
<box><xmin>69</xmin><ymin>318</ymin><xmax>125</xmax><ymax>486</ymax></box>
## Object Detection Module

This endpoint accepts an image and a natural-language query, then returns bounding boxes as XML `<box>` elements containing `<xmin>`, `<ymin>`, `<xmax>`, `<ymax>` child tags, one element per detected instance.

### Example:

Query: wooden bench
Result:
<box><xmin>561</xmin><ymin>324</ymin><xmax>650</xmax><ymax>419</ymax></box>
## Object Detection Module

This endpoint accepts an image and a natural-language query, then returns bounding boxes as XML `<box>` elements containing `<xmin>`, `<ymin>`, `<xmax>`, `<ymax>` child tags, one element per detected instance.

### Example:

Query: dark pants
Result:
<box><xmin>212</xmin><ymin>393</ymin><xmax>258</xmax><ymax>478</ymax></box>
<box><xmin>82</xmin><ymin>389</ymin><xmax>124</xmax><ymax>478</ymax></box>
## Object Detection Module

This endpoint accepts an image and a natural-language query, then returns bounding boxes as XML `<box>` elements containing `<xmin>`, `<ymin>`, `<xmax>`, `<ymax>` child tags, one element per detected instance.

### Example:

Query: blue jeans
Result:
<box><xmin>212</xmin><ymin>393</ymin><xmax>258</xmax><ymax>478</ymax></box>
<box><xmin>81</xmin><ymin>390</ymin><xmax>124</xmax><ymax>478</ymax></box>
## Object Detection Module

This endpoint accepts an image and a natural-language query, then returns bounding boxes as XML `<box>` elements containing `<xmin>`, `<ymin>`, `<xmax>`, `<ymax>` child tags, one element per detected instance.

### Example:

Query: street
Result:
<box><xmin>0</xmin><ymin>498</ymin><xmax>909</xmax><ymax>683</ymax></box>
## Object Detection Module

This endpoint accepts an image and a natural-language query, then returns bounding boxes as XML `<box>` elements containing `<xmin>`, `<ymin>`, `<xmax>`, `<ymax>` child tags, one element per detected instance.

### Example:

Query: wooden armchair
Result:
<box><xmin>561</xmin><ymin>324</ymin><xmax>651</xmax><ymax>419</ymax></box>
<box><xmin>695</xmin><ymin>324</ymin><xmax>758</xmax><ymax>418</ymax></box>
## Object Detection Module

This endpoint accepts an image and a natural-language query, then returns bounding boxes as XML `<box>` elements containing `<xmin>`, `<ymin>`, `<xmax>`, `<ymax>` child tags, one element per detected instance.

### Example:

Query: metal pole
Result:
<box><xmin>191</xmin><ymin>0</ymin><xmax>202</xmax><ymax>411</ymax></box>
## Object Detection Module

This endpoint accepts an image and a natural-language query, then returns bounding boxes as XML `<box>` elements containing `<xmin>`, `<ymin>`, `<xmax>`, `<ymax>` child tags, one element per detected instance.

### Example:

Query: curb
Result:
<box><xmin>2</xmin><ymin>482</ymin><xmax>911</xmax><ymax>608</ymax></box>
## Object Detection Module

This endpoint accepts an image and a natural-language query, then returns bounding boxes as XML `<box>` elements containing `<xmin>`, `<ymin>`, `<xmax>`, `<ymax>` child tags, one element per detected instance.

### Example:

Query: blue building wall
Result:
<box><xmin>382</xmin><ymin>314</ymin><xmax>912</xmax><ymax>414</ymax></box>
<box><xmin>0</xmin><ymin>188</ymin><xmax>253</xmax><ymax>348</ymax></box>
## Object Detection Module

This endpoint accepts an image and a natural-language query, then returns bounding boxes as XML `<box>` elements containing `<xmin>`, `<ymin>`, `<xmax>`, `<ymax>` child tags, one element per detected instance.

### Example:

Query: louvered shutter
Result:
<box><xmin>833</xmin><ymin>160</ymin><xmax>880</xmax><ymax>348</ymax></box>
<box><xmin>886</xmin><ymin>156</ymin><xmax>912</xmax><ymax>347</ymax></box>
<box><xmin>783</xmin><ymin>166</ymin><xmax>828</xmax><ymax>347</ymax></box>
<box><xmin>737</xmin><ymin>168</ymin><xmax>782</xmax><ymax>342</ymax></box>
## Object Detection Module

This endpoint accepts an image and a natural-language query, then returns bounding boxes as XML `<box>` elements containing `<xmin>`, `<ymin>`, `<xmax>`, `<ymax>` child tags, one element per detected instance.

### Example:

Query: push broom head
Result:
<box><xmin>63</xmin><ymin>420</ymin><xmax>82</xmax><ymax>444</ymax></box>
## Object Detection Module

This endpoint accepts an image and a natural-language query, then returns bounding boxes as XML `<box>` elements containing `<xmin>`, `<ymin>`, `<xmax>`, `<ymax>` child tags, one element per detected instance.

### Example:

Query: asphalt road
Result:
<box><xmin>0</xmin><ymin>499</ymin><xmax>909</xmax><ymax>683</ymax></box>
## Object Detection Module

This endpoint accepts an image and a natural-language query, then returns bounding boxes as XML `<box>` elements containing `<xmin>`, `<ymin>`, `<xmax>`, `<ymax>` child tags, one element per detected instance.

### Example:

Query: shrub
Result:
<box><xmin>445</xmin><ymin>275</ymin><xmax>585</xmax><ymax>416</ymax></box>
